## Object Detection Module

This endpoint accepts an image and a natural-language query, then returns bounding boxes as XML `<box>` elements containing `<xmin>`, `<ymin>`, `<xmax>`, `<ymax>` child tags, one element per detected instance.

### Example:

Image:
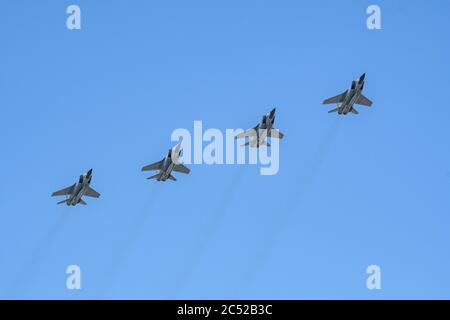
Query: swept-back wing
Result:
<box><xmin>173</xmin><ymin>164</ymin><xmax>190</xmax><ymax>174</ymax></box>
<box><xmin>268</xmin><ymin>129</ymin><xmax>284</xmax><ymax>139</ymax></box>
<box><xmin>323</xmin><ymin>92</ymin><xmax>347</xmax><ymax>104</ymax></box>
<box><xmin>84</xmin><ymin>186</ymin><xmax>100</xmax><ymax>198</ymax></box>
<box><xmin>356</xmin><ymin>94</ymin><xmax>373</xmax><ymax>106</ymax></box>
<box><xmin>142</xmin><ymin>159</ymin><xmax>164</xmax><ymax>171</ymax></box>
<box><xmin>52</xmin><ymin>184</ymin><xmax>75</xmax><ymax>197</ymax></box>
<box><xmin>235</xmin><ymin>129</ymin><xmax>257</xmax><ymax>139</ymax></box>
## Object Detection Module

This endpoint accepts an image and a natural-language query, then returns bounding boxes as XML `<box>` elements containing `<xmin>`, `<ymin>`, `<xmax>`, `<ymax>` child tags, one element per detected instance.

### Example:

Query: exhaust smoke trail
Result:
<box><xmin>237</xmin><ymin>118</ymin><xmax>342</xmax><ymax>295</ymax></box>
<box><xmin>173</xmin><ymin>166</ymin><xmax>245</xmax><ymax>297</ymax></box>
<box><xmin>4</xmin><ymin>207</ymin><xmax>71</xmax><ymax>298</ymax></box>
<box><xmin>100</xmin><ymin>187</ymin><xmax>161</xmax><ymax>297</ymax></box>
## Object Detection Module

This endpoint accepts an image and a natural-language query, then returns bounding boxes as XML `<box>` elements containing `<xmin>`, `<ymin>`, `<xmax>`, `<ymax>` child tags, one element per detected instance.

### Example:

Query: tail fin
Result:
<box><xmin>57</xmin><ymin>199</ymin><xmax>68</xmax><ymax>205</ymax></box>
<box><xmin>147</xmin><ymin>173</ymin><xmax>160</xmax><ymax>180</ymax></box>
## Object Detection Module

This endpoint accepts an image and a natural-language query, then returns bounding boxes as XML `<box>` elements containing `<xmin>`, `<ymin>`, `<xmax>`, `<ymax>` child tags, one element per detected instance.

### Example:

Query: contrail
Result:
<box><xmin>100</xmin><ymin>187</ymin><xmax>160</xmax><ymax>297</ymax></box>
<box><xmin>236</xmin><ymin>118</ymin><xmax>342</xmax><ymax>295</ymax></box>
<box><xmin>172</xmin><ymin>166</ymin><xmax>245</xmax><ymax>297</ymax></box>
<box><xmin>3</xmin><ymin>207</ymin><xmax>71</xmax><ymax>298</ymax></box>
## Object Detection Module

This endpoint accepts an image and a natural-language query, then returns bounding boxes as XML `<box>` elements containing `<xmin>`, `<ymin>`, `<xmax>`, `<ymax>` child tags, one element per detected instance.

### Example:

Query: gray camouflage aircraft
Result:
<box><xmin>323</xmin><ymin>73</ymin><xmax>373</xmax><ymax>115</ymax></box>
<box><xmin>235</xmin><ymin>107</ymin><xmax>284</xmax><ymax>147</ymax></box>
<box><xmin>142</xmin><ymin>143</ymin><xmax>190</xmax><ymax>181</ymax></box>
<box><xmin>51</xmin><ymin>169</ymin><xmax>100</xmax><ymax>206</ymax></box>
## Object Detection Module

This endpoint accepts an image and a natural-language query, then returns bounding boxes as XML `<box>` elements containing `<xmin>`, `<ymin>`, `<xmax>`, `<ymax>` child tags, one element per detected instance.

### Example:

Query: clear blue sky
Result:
<box><xmin>1</xmin><ymin>0</ymin><xmax>450</xmax><ymax>299</ymax></box>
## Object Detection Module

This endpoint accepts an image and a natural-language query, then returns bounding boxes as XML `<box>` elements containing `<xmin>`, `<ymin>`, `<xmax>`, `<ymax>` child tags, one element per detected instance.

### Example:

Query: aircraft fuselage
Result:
<box><xmin>253</xmin><ymin>111</ymin><xmax>275</xmax><ymax>145</ymax></box>
<box><xmin>158</xmin><ymin>154</ymin><xmax>175</xmax><ymax>181</ymax></box>
<box><xmin>338</xmin><ymin>81</ymin><xmax>364</xmax><ymax>115</ymax></box>
<box><xmin>66</xmin><ymin>173</ymin><xmax>91</xmax><ymax>205</ymax></box>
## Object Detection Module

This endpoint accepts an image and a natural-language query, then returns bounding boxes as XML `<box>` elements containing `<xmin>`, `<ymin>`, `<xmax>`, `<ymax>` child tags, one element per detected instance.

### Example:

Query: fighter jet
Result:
<box><xmin>235</xmin><ymin>107</ymin><xmax>284</xmax><ymax>147</ymax></box>
<box><xmin>51</xmin><ymin>169</ymin><xmax>100</xmax><ymax>206</ymax></box>
<box><xmin>323</xmin><ymin>73</ymin><xmax>373</xmax><ymax>115</ymax></box>
<box><xmin>142</xmin><ymin>143</ymin><xmax>190</xmax><ymax>181</ymax></box>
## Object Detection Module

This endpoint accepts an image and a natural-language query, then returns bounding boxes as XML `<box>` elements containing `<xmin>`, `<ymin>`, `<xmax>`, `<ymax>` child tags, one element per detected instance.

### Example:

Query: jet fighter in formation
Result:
<box><xmin>51</xmin><ymin>169</ymin><xmax>100</xmax><ymax>206</ymax></box>
<box><xmin>323</xmin><ymin>73</ymin><xmax>373</xmax><ymax>115</ymax></box>
<box><xmin>52</xmin><ymin>73</ymin><xmax>374</xmax><ymax>203</ymax></box>
<box><xmin>235</xmin><ymin>107</ymin><xmax>284</xmax><ymax>147</ymax></box>
<box><xmin>142</xmin><ymin>143</ymin><xmax>190</xmax><ymax>182</ymax></box>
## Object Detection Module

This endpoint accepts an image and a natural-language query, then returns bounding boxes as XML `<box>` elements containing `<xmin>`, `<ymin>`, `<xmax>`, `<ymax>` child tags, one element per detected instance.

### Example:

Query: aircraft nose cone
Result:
<box><xmin>172</xmin><ymin>144</ymin><xmax>181</xmax><ymax>155</ymax></box>
<box><xmin>87</xmin><ymin>169</ymin><xmax>93</xmax><ymax>176</ymax></box>
<box><xmin>359</xmin><ymin>73</ymin><xmax>366</xmax><ymax>81</ymax></box>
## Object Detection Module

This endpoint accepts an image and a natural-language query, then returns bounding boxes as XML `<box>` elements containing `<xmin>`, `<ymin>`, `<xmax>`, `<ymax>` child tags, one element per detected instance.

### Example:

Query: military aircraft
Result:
<box><xmin>51</xmin><ymin>169</ymin><xmax>100</xmax><ymax>206</ymax></box>
<box><xmin>235</xmin><ymin>108</ymin><xmax>284</xmax><ymax>147</ymax></box>
<box><xmin>142</xmin><ymin>143</ymin><xmax>190</xmax><ymax>181</ymax></box>
<box><xmin>323</xmin><ymin>73</ymin><xmax>373</xmax><ymax>115</ymax></box>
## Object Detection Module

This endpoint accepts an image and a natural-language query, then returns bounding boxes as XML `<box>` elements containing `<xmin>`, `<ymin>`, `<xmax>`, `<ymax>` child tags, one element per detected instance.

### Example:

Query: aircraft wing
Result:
<box><xmin>84</xmin><ymin>186</ymin><xmax>100</xmax><ymax>198</ymax></box>
<box><xmin>51</xmin><ymin>184</ymin><xmax>75</xmax><ymax>197</ymax></box>
<box><xmin>323</xmin><ymin>92</ymin><xmax>347</xmax><ymax>104</ymax></box>
<box><xmin>269</xmin><ymin>129</ymin><xmax>284</xmax><ymax>139</ymax></box>
<box><xmin>235</xmin><ymin>129</ymin><xmax>257</xmax><ymax>139</ymax></box>
<box><xmin>242</xmin><ymin>136</ymin><xmax>270</xmax><ymax>148</ymax></box>
<box><xmin>173</xmin><ymin>164</ymin><xmax>190</xmax><ymax>174</ymax></box>
<box><xmin>356</xmin><ymin>94</ymin><xmax>373</xmax><ymax>106</ymax></box>
<box><xmin>142</xmin><ymin>159</ymin><xmax>164</xmax><ymax>171</ymax></box>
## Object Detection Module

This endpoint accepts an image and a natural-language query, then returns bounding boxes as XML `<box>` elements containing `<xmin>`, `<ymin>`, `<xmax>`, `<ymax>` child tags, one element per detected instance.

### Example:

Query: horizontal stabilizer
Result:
<box><xmin>147</xmin><ymin>173</ymin><xmax>160</xmax><ymax>180</ymax></box>
<box><xmin>168</xmin><ymin>175</ymin><xmax>177</xmax><ymax>181</ymax></box>
<box><xmin>242</xmin><ymin>138</ymin><xmax>270</xmax><ymax>148</ymax></box>
<box><xmin>328</xmin><ymin>107</ymin><xmax>340</xmax><ymax>113</ymax></box>
<box><xmin>78</xmin><ymin>199</ymin><xmax>87</xmax><ymax>205</ymax></box>
<box><xmin>57</xmin><ymin>199</ymin><xmax>68</xmax><ymax>205</ymax></box>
